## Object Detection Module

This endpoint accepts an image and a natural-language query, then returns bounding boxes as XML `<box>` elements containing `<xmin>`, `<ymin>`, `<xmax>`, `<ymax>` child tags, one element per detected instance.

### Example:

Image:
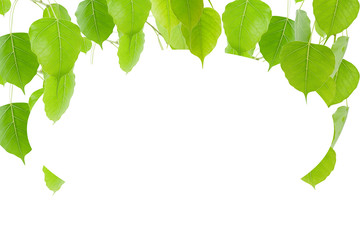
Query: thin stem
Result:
<box><xmin>90</xmin><ymin>44</ymin><xmax>96</xmax><ymax>64</ymax></box>
<box><xmin>106</xmin><ymin>40</ymin><xmax>119</xmax><ymax>49</ymax></box>
<box><xmin>208</xmin><ymin>0</ymin><xmax>214</xmax><ymax>8</ymax></box>
<box><xmin>287</xmin><ymin>0</ymin><xmax>291</xmax><ymax>18</ymax></box>
<box><xmin>9</xmin><ymin>85</ymin><xmax>13</xmax><ymax>104</ymax></box>
<box><xmin>9</xmin><ymin>0</ymin><xmax>19</xmax><ymax>33</ymax></box>
<box><xmin>146</xmin><ymin>21</ymin><xmax>165</xmax><ymax>49</ymax></box>
<box><xmin>146</xmin><ymin>21</ymin><xmax>163</xmax><ymax>37</ymax></box>
<box><xmin>299</xmin><ymin>0</ymin><xmax>305</xmax><ymax>10</ymax></box>
<box><xmin>46</xmin><ymin>0</ymin><xmax>57</xmax><ymax>19</ymax></box>
<box><xmin>37</xmin><ymin>73</ymin><xmax>45</xmax><ymax>81</ymax></box>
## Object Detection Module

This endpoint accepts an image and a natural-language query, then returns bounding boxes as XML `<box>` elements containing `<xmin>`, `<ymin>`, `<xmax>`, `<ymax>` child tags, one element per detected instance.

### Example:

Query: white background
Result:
<box><xmin>1</xmin><ymin>0</ymin><xmax>360</xmax><ymax>239</ymax></box>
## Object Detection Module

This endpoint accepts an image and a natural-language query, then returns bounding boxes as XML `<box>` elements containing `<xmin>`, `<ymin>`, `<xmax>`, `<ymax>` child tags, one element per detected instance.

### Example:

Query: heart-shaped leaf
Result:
<box><xmin>43</xmin><ymin>166</ymin><xmax>65</xmax><ymax>194</ymax></box>
<box><xmin>0</xmin><ymin>0</ymin><xmax>11</xmax><ymax>15</ymax></box>
<box><xmin>117</xmin><ymin>31</ymin><xmax>145</xmax><ymax>73</ymax></box>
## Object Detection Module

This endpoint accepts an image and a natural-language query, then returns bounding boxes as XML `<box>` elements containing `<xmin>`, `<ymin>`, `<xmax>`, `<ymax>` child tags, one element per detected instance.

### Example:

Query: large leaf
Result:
<box><xmin>0</xmin><ymin>103</ymin><xmax>31</xmax><ymax>163</ymax></box>
<box><xmin>330</xmin><ymin>36</ymin><xmax>349</xmax><ymax>77</ymax></box>
<box><xmin>151</xmin><ymin>0</ymin><xmax>179</xmax><ymax>40</ymax></box>
<box><xmin>0</xmin><ymin>0</ymin><xmax>10</xmax><ymax>15</ymax></box>
<box><xmin>43</xmin><ymin>166</ymin><xmax>65</xmax><ymax>194</ymax></box>
<box><xmin>75</xmin><ymin>0</ymin><xmax>115</xmax><ymax>46</ymax></box>
<box><xmin>222</xmin><ymin>0</ymin><xmax>272</xmax><ymax>54</ymax></box>
<box><xmin>313</xmin><ymin>0</ymin><xmax>360</xmax><ymax>36</ymax></box>
<box><xmin>29</xmin><ymin>88</ymin><xmax>44</xmax><ymax>111</ymax></box>
<box><xmin>117</xmin><ymin>31</ymin><xmax>145</xmax><ymax>73</ymax></box>
<box><xmin>0</xmin><ymin>33</ymin><xmax>39</xmax><ymax>92</ymax></box>
<box><xmin>29</xmin><ymin>18</ymin><xmax>82</xmax><ymax>79</ymax></box>
<box><xmin>43</xmin><ymin>4</ymin><xmax>71</xmax><ymax>20</ymax></box>
<box><xmin>43</xmin><ymin>71</ymin><xmax>76</xmax><ymax>123</ymax></box>
<box><xmin>259</xmin><ymin>16</ymin><xmax>295</xmax><ymax>70</ymax></box>
<box><xmin>331</xmin><ymin>106</ymin><xmax>349</xmax><ymax>147</ymax></box>
<box><xmin>295</xmin><ymin>10</ymin><xmax>311</xmax><ymax>42</ymax></box>
<box><xmin>170</xmin><ymin>0</ymin><xmax>203</xmax><ymax>29</ymax></box>
<box><xmin>280</xmin><ymin>42</ymin><xmax>335</xmax><ymax>98</ymax></box>
<box><xmin>181</xmin><ymin>8</ymin><xmax>221</xmax><ymax>65</ymax></box>
<box><xmin>107</xmin><ymin>0</ymin><xmax>151</xmax><ymax>36</ymax></box>
<box><xmin>157</xmin><ymin>23</ymin><xmax>187</xmax><ymax>49</ymax></box>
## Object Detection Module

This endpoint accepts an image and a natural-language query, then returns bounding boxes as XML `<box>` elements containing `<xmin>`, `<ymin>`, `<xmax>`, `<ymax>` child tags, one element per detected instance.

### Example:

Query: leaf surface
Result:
<box><xmin>295</xmin><ymin>10</ymin><xmax>311</xmax><ymax>42</ymax></box>
<box><xmin>157</xmin><ymin>23</ymin><xmax>187</xmax><ymax>49</ymax></box>
<box><xmin>43</xmin><ymin>166</ymin><xmax>65</xmax><ymax>194</ymax></box>
<box><xmin>151</xmin><ymin>0</ymin><xmax>179</xmax><ymax>40</ymax></box>
<box><xmin>317</xmin><ymin>78</ymin><xmax>336</xmax><ymax>107</ymax></box>
<box><xmin>117</xmin><ymin>31</ymin><xmax>145</xmax><ymax>73</ymax></box>
<box><xmin>0</xmin><ymin>0</ymin><xmax>10</xmax><ymax>15</ymax></box>
<box><xmin>29</xmin><ymin>88</ymin><xmax>44</xmax><ymax>111</ymax></box>
<box><xmin>330</xmin><ymin>36</ymin><xmax>349</xmax><ymax>77</ymax></box>
<box><xmin>170</xmin><ymin>0</ymin><xmax>203</xmax><ymax>29</ymax></box>
<box><xmin>80</xmin><ymin>37</ymin><xmax>93</xmax><ymax>53</ymax></box>
<box><xmin>331</xmin><ymin>106</ymin><xmax>349</xmax><ymax>148</ymax></box>
<box><xmin>43</xmin><ymin>4</ymin><xmax>71</xmax><ymax>20</ymax></box>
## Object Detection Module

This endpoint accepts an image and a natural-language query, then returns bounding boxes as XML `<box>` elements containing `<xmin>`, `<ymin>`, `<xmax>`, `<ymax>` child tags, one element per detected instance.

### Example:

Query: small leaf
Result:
<box><xmin>295</xmin><ymin>10</ymin><xmax>311</xmax><ymax>42</ymax></box>
<box><xmin>29</xmin><ymin>88</ymin><xmax>44</xmax><ymax>111</ymax></box>
<box><xmin>0</xmin><ymin>33</ymin><xmax>39</xmax><ymax>92</ymax></box>
<box><xmin>330</xmin><ymin>36</ymin><xmax>349</xmax><ymax>77</ymax></box>
<box><xmin>317</xmin><ymin>77</ymin><xmax>336</xmax><ymax>107</ymax></box>
<box><xmin>259</xmin><ymin>16</ymin><xmax>295</xmax><ymax>70</ymax></box>
<box><xmin>0</xmin><ymin>103</ymin><xmax>31</xmax><ymax>163</ymax></box>
<box><xmin>43</xmin><ymin>3</ymin><xmax>71</xmax><ymax>20</ymax></box>
<box><xmin>151</xmin><ymin>0</ymin><xmax>179</xmax><ymax>41</ymax></box>
<box><xmin>43</xmin><ymin>166</ymin><xmax>65</xmax><ymax>194</ymax></box>
<box><xmin>170</xmin><ymin>0</ymin><xmax>203</xmax><ymax>29</ymax></box>
<box><xmin>315</xmin><ymin>21</ymin><xmax>326</xmax><ymax>38</ymax></box>
<box><xmin>280</xmin><ymin>41</ymin><xmax>335</xmax><ymax>98</ymax></box>
<box><xmin>331</xmin><ymin>106</ymin><xmax>349</xmax><ymax>148</ymax></box>
<box><xmin>80</xmin><ymin>37</ymin><xmax>93</xmax><ymax>53</ymax></box>
<box><xmin>225</xmin><ymin>44</ymin><xmax>255</xmax><ymax>58</ymax></box>
<box><xmin>43</xmin><ymin>71</ymin><xmax>75</xmax><ymax>123</ymax></box>
<box><xmin>222</xmin><ymin>0</ymin><xmax>272</xmax><ymax>54</ymax></box>
<box><xmin>157</xmin><ymin>23</ymin><xmax>187</xmax><ymax>49</ymax></box>
<box><xmin>107</xmin><ymin>0</ymin><xmax>151</xmax><ymax>36</ymax></box>
<box><xmin>181</xmin><ymin>8</ymin><xmax>222</xmax><ymax>65</ymax></box>
<box><xmin>75</xmin><ymin>0</ymin><xmax>115</xmax><ymax>46</ymax></box>
<box><xmin>0</xmin><ymin>0</ymin><xmax>11</xmax><ymax>16</ymax></box>
<box><xmin>117</xmin><ymin>31</ymin><xmax>145</xmax><ymax>73</ymax></box>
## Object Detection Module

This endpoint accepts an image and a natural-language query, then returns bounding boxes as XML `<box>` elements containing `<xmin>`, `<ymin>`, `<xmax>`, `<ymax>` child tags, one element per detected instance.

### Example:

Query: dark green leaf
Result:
<box><xmin>43</xmin><ymin>4</ymin><xmax>71</xmax><ymax>20</ymax></box>
<box><xmin>43</xmin><ymin>166</ymin><xmax>65</xmax><ymax>194</ymax></box>
<box><xmin>170</xmin><ymin>0</ymin><xmax>203</xmax><ymax>29</ymax></box>
<box><xmin>295</xmin><ymin>10</ymin><xmax>311</xmax><ymax>42</ymax></box>
<box><xmin>0</xmin><ymin>0</ymin><xmax>11</xmax><ymax>15</ymax></box>
<box><xmin>117</xmin><ymin>31</ymin><xmax>145</xmax><ymax>73</ymax></box>
<box><xmin>29</xmin><ymin>88</ymin><xmax>44</xmax><ymax>111</ymax></box>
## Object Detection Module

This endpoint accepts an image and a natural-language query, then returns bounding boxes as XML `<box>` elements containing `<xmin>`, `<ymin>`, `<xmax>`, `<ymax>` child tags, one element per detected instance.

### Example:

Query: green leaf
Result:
<box><xmin>80</xmin><ymin>37</ymin><xmax>93</xmax><ymax>53</ymax></box>
<box><xmin>295</xmin><ymin>10</ymin><xmax>311</xmax><ymax>42</ymax></box>
<box><xmin>75</xmin><ymin>0</ymin><xmax>115</xmax><ymax>46</ymax></box>
<box><xmin>222</xmin><ymin>0</ymin><xmax>272</xmax><ymax>54</ymax></box>
<box><xmin>280</xmin><ymin>41</ymin><xmax>335</xmax><ymax>98</ymax></box>
<box><xmin>225</xmin><ymin>44</ymin><xmax>255</xmax><ymax>58</ymax></box>
<box><xmin>295</xmin><ymin>0</ymin><xmax>304</xmax><ymax>2</ymax></box>
<box><xmin>0</xmin><ymin>103</ymin><xmax>31</xmax><ymax>163</ymax></box>
<box><xmin>331</xmin><ymin>106</ymin><xmax>349</xmax><ymax>148</ymax></box>
<box><xmin>151</xmin><ymin>0</ymin><xmax>179</xmax><ymax>41</ymax></box>
<box><xmin>43</xmin><ymin>166</ymin><xmax>65</xmax><ymax>194</ymax></box>
<box><xmin>302</xmin><ymin>148</ymin><xmax>336</xmax><ymax>189</ymax></box>
<box><xmin>0</xmin><ymin>0</ymin><xmax>11</xmax><ymax>16</ymax></box>
<box><xmin>313</xmin><ymin>0</ymin><xmax>360</xmax><ymax>36</ymax></box>
<box><xmin>317</xmin><ymin>77</ymin><xmax>336</xmax><ymax>107</ymax></box>
<box><xmin>170</xmin><ymin>0</ymin><xmax>203</xmax><ymax>29</ymax></box>
<box><xmin>259</xmin><ymin>16</ymin><xmax>295</xmax><ymax>70</ymax></box>
<box><xmin>157</xmin><ymin>23</ymin><xmax>187</xmax><ymax>49</ymax></box>
<box><xmin>315</xmin><ymin>21</ymin><xmax>326</xmax><ymax>38</ymax></box>
<box><xmin>29</xmin><ymin>88</ymin><xmax>44</xmax><ymax>111</ymax></box>
<box><xmin>43</xmin><ymin>4</ymin><xmax>71</xmax><ymax>21</ymax></box>
<box><xmin>107</xmin><ymin>0</ymin><xmax>151</xmax><ymax>36</ymax></box>
<box><xmin>117</xmin><ymin>31</ymin><xmax>145</xmax><ymax>73</ymax></box>
<box><xmin>0</xmin><ymin>33</ymin><xmax>39</xmax><ymax>92</ymax></box>
<box><xmin>43</xmin><ymin>71</ymin><xmax>75</xmax><ymax>123</ymax></box>
<box><xmin>181</xmin><ymin>8</ymin><xmax>221</xmax><ymax>65</ymax></box>
<box><xmin>29</xmin><ymin>18</ymin><xmax>82</xmax><ymax>79</ymax></box>
<box><xmin>330</xmin><ymin>36</ymin><xmax>349</xmax><ymax>77</ymax></box>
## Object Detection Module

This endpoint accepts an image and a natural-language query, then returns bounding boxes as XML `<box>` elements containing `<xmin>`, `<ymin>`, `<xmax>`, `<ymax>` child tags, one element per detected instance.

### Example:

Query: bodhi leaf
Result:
<box><xmin>280</xmin><ymin>41</ymin><xmax>335</xmax><ymax>98</ymax></box>
<box><xmin>0</xmin><ymin>33</ymin><xmax>39</xmax><ymax>92</ymax></box>
<box><xmin>315</xmin><ymin>21</ymin><xmax>326</xmax><ymax>38</ymax></box>
<box><xmin>157</xmin><ymin>23</ymin><xmax>187</xmax><ymax>49</ymax></box>
<box><xmin>170</xmin><ymin>0</ymin><xmax>203</xmax><ymax>29</ymax></box>
<box><xmin>43</xmin><ymin>4</ymin><xmax>71</xmax><ymax>21</ymax></box>
<box><xmin>330</xmin><ymin>36</ymin><xmax>349</xmax><ymax>77</ymax></box>
<box><xmin>0</xmin><ymin>0</ymin><xmax>11</xmax><ymax>16</ymax></box>
<box><xmin>29</xmin><ymin>88</ymin><xmax>44</xmax><ymax>111</ymax></box>
<box><xmin>295</xmin><ymin>10</ymin><xmax>311</xmax><ymax>42</ymax></box>
<box><xmin>0</xmin><ymin>103</ymin><xmax>31</xmax><ymax>163</ymax></box>
<box><xmin>259</xmin><ymin>16</ymin><xmax>295</xmax><ymax>70</ymax></box>
<box><xmin>43</xmin><ymin>71</ymin><xmax>76</xmax><ymax>123</ymax></box>
<box><xmin>225</xmin><ymin>44</ymin><xmax>255</xmax><ymax>58</ymax></box>
<box><xmin>75</xmin><ymin>0</ymin><xmax>115</xmax><ymax>47</ymax></box>
<box><xmin>222</xmin><ymin>0</ymin><xmax>272</xmax><ymax>54</ymax></box>
<box><xmin>80</xmin><ymin>37</ymin><xmax>93</xmax><ymax>53</ymax></box>
<box><xmin>317</xmin><ymin>77</ymin><xmax>337</xmax><ymax>107</ymax></box>
<box><xmin>107</xmin><ymin>0</ymin><xmax>151</xmax><ymax>36</ymax></box>
<box><xmin>151</xmin><ymin>0</ymin><xmax>179</xmax><ymax>40</ymax></box>
<box><xmin>331</xmin><ymin>106</ymin><xmax>349</xmax><ymax>147</ymax></box>
<box><xmin>181</xmin><ymin>8</ymin><xmax>221</xmax><ymax>65</ymax></box>
<box><xmin>313</xmin><ymin>0</ymin><xmax>360</xmax><ymax>36</ymax></box>
<box><xmin>29</xmin><ymin>18</ymin><xmax>82</xmax><ymax>79</ymax></box>
<box><xmin>117</xmin><ymin>31</ymin><xmax>145</xmax><ymax>73</ymax></box>
<box><xmin>43</xmin><ymin>166</ymin><xmax>65</xmax><ymax>194</ymax></box>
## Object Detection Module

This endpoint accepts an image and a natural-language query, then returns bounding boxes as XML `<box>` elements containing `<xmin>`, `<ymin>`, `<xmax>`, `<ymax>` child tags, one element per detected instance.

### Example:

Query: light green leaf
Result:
<box><xmin>107</xmin><ymin>0</ymin><xmax>151</xmax><ymax>36</ymax></box>
<box><xmin>29</xmin><ymin>88</ymin><xmax>44</xmax><ymax>111</ymax></box>
<box><xmin>330</xmin><ymin>36</ymin><xmax>349</xmax><ymax>77</ymax></box>
<box><xmin>295</xmin><ymin>10</ymin><xmax>311</xmax><ymax>42</ymax></box>
<box><xmin>181</xmin><ymin>8</ymin><xmax>221</xmax><ymax>65</ymax></box>
<box><xmin>331</xmin><ymin>106</ymin><xmax>349</xmax><ymax>148</ymax></box>
<box><xmin>0</xmin><ymin>33</ymin><xmax>39</xmax><ymax>92</ymax></box>
<box><xmin>222</xmin><ymin>0</ymin><xmax>272</xmax><ymax>54</ymax></box>
<box><xmin>313</xmin><ymin>0</ymin><xmax>360</xmax><ymax>36</ymax></box>
<box><xmin>295</xmin><ymin>0</ymin><xmax>304</xmax><ymax>2</ymax></box>
<box><xmin>157</xmin><ymin>22</ymin><xmax>187</xmax><ymax>49</ymax></box>
<box><xmin>151</xmin><ymin>0</ymin><xmax>179</xmax><ymax>41</ymax></box>
<box><xmin>302</xmin><ymin>148</ymin><xmax>336</xmax><ymax>189</ymax></box>
<box><xmin>315</xmin><ymin>21</ymin><xmax>326</xmax><ymax>38</ymax></box>
<box><xmin>80</xmin><ymin>37</ymin><xmax>93</xmax><ymax>53</ymax></box>
<box><xmin>280</xmin><ymin>41</ymin><xmax>335</xmax><ymax>98</ymax></box>
<box><xmin>43</xmin><ymin>71</ymin><xmax>75</xmax><ymax>123</ymax></box>
<box><xmin>29</xmin><ymin>18</ymin><xmax>82</xmax><ymax>79</ymax></box>
<box><xmin>225</xmin><ymin>44</ymin><xmax>255</xmax><ymax>58</ymax></box>
<box><xmin>43</xmin><ymin>166</ymin><xmax>65</xmax><ymax>194</ymax></box>
<box><xmin>317</xmin><ymin>77</ymin><xmax>336</xmax><ymax>107</ymax></box>
<box><xmin>0</xmin><ymin>0</ymin><xmax>11</xmax><ymax>16</ymax></box>
<box><xmin>170</xmin><ymin>0</ymin><xmax>203</xmax><ymax>29</ymax></box>
<box><xmin>117</xmin><ymin>31</ymin><xmax>145</xmax><ymax>73</ymax></box>
<box><xmin>43</xmin><ymin>4</ymin><xmax>71</xmax><ymax>21</ymax></box>
<box><xmin>75</xmin><ymin>0</ymin><xmax>115</xmax><ymax>46</ymax></box>
<box><xmin>259</xmin><ymin>16</ymin><xmax>295</xmax><ymax>70</ymax></box>
<box><xmin>0</xmin><ymin>103</ymin><xmax>31</xmax><ymax>163</ymax></box>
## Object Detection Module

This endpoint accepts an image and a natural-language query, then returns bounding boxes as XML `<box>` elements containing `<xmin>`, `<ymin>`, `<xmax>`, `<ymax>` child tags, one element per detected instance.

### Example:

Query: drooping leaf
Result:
<box><xmin>107</xmin><ymin>0</ymin><xmax>151</xmax><ymax>36</ymax></box>
<box><xmin>0</xmin><ymin>33</ymin><xmax>39</xmax><ymax>92</ymax></box>
<box><xmin>0</xmin><ymin>103</ymin><xmax>31</xmax><ymax>163</ymax></box>
<box><xmin>43</xmin><ymin>71</ymin><xmax>75</xmax><ymax>123</ymax></box>
<box><xmin>157</xmin><ymin>23</ymin><xmax>187</xmax><ymax>49</ymax></box>
<box><xmin>75</xmin><ymin>0</ymin><xmax>115</xmax><ymax>46</ymax></box>
<box><xmin>170</xmin><ymin>0</ymin><xmax>203</xmax><ymax>29</ymax></box>
<box><xmin>80</xmin><ymin>37</ymin><xmax>93</xmax><ymax>53</ymax></box>
<box><xmin>302</xmin><ymin>148</ymin><xmax>336</xmax><ymax>189</ymax></box>
<box><xmin>43</xmin><ymin>4</ymin><xmax>71</xmax><ymax>21</ymax></box>
<box><xmin>225</xmin><ymin>44</ymin><xmax>255</xmax><ymax>58</ymax></box>
<box><xmin>315</xmin><ymin>21</ymin><xmax>326</xmax><ymax>38</ymax></box>
<box><xmin>43</xmin><ymin>166</ymin><xmax>65</xmax><ymax>194</ymax></box>
<box><xmin>330</xmin><ymin>36</ymin><xmax>349</xmax><ymax>77</ymax></box>
<box><xmin>259</xmin><ymin>16</ymin><xmax>295</xmax><ymax>70</ymax></box>
<box><xmin>117</xmin><ymin>31</ymin><xmax>145</xmax><ymax>73</ymax></box>
<box><xmin>313</xmin><ymin>0</ymin><xmax>360</xmax><ymax>36</ymax></box>
<box><xmin>317</xmin><ymin>77</ymin><xmax>337</xmax><ymax>107</ymax></box>
<box><xmin>295</xmin><ymin>10</ymin><xmax>311</xmax><ymax>42</ymax></box>
<box><xmin>280</xmin><ymin>41</ymin><xmax>335</xmax><ymax>98</ymax></box>
<box><xmin>0</xmin><ymin>0</ymin><xmax>11</xmax><ymax>16</ymax></box>
<box><xmin>29</xmin><ymin>18</ymin><xmax>82</xmax><ymax>79</ymax></box>
<box><xmin>331</xmin><ymin>106</ymin><xmax>349</xmax><ymax>148</ymax></box>
<box><xmin>29</xmin><ymin>88</ymin><xmax>44</xmax><ymax>111</ymax></box>
<box><xmin>151</xmin><ymin>0</ymin><xmax>179</xmax><ymax>41</ymax></box>
<box><xmin>222</xmin><ymin>0</ymin><xmax>272</xmax><ymax>54</ymax></box>
<box><xmin>181</xmin><ymin>8</ymin><xmax>221</xmax><ymax>65</ymax></box>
